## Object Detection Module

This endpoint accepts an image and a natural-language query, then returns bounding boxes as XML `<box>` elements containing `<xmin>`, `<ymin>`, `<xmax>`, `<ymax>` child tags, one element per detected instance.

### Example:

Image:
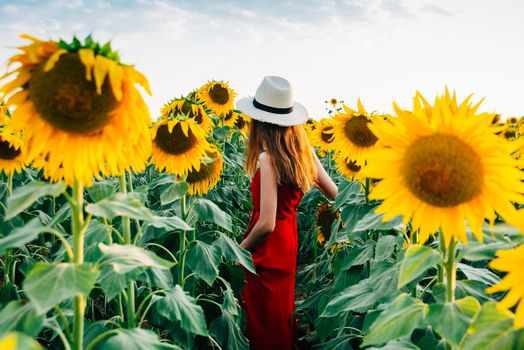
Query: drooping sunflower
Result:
<box><xmin>309</xmin><ymin>118</ymin><xmax>335</xmax><ymax>152</ymax></box>
<box><xmin>197</xmin><ymin>81</ymin><xmax>237</xmax><ymax>117</ymax></box>
<box><xmin>0</xmin><ymin>34</ymin><xmax>152</xmax><ymax>186</ymax></box>
<box><xmin>185</xmin><ymin>145</ymin><xmax>223</xmax><ymax>196</ymax></box>
<box><xmin>160</xmin><ymin>96</ymin><xmax>213</xmax><ymax>133</ymax></box>
<box><xmin>315</xmin><ymin>203</ymin><xmax>341</xmax><ymax>246</ymax></box>
<box><xmin>334</xmin><ymin>152</ymin><xmax>365</xmax><ymax>183</ymax></box>
<box><xmin>486</xmin><ymin>243</ymin><xmax>524</xmax><ymax>328</ymax></box>
<box><xmin>150</xmin><ymin>117</ymin><xmax>213</xmax><ymax>176</ymax></box>
<box><xmin>365</xmin><ymin>90</ymin><xmax>524</xmax><ymax>246</ymax></box>
<box><xmin>329</xmin><ymin>99</ymin><xmax>379</xmax><ymax>165</ymax></box>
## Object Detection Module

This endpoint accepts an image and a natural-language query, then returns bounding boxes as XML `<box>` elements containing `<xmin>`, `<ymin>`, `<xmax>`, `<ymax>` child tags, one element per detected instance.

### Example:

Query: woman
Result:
<box><xmin>236</xmin><ymin>76</ymin><xmax>338</xmax><ymax>349</ymax></box>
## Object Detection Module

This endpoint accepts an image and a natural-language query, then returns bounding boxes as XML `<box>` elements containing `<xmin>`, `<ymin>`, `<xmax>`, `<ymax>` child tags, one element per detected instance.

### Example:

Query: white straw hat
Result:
<box><xmin>236</xmin><ymin>76</ymin><xmax>308</xmax><ymax>126</ymax></box>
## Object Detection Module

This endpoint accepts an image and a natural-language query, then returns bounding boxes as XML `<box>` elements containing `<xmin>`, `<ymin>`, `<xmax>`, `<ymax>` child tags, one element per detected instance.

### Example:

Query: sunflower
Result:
<box><xmin>365</xmin><ymin>90</ymin><xmax>524</xmax><ymax>246</ymax></box>
<box><xmin>309</xmin><ymin>118</ymin><xmax>335</xmax><ymax>152</ymax></box>
<box><xmin>197</xmin><ymin>81</ymin><xmax>236</xmax><ymax>117</ymax></box>
<box><xmin>315</xmin><ymin>203</ymin><xmax>341</xmax><ymax>246</ymax></box>
<box><xmin>222</xmin><ymin>109</ymin><xmax>240</xmax><ymax>128</ymax></box>
<box><xmin>185</xmin><ymin>145</ymin><xmax>223</xmax><ymax>196</ymax></box>
<box><xmin>161</xmin><ymin>96</ymin><xmax>213</xmax><ymax>133</ymax></box>
<box><xmin>234</xmin><ymin>113</ymin><xmax>250</xmax><ymax>134</ymax></box>
<box><xmin>334</xmin><ymin>152</ymin><xmax>365</xmax><ymax>183</ymax></box>
<box><xmin>0</xmin><ymin>34</ymin><xmax>152</xmax><ymax>186</ymax></box>
<box><xmin>507</xmin><ymin>117</ymin><xmax>518</xmax><ymax>125</ymax></box>
<box><xmin>303</xmin><ymin>118</ymin><xmax>317</xmax><ymax>142</ymax></box>
<box><xmin>0</xmin><ymin>127</ymin><xmax>26</xmax><ymax>175</ymax></box>
<box><xmin>486</xmin><ymin>244</ymin><xmax>524</xmax><ymax>328</ymax></box>
<box><xmin>329</xmin><ymin>99</ymin><xmax>379</xmax><ymax>165</ymax></box>
<box><xmin>150</xmin><ymin>117</ymin><xmax>213</xmax><ymax>176</ymax></box>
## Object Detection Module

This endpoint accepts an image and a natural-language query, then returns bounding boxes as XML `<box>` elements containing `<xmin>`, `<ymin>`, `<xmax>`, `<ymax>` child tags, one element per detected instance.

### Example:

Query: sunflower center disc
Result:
<box><xmin>29</xmin><ymin>53</ymin><xmax>118</xmax><ymax>135</ymax></box>
<box><xmin>155</xmin><ymin>123</ymin><xmax>197</xmax><ymax>155</ymax></box>
<box><xmin>224</xmin><ymin>110</ymin><xmax>235</xmax><ymax>121</ymax></box>
<box><xmin>402</xmin><ymin>133</ymin><xmax>483</xmax><ymax>207</ymax></box>
<box><xmin>343</xmin><ymin>115</ymin><xmax>378</xmax><ymax>147</ymax></box>
<box><xmin>0</xmin><ymin>139</ymin><xmax>21</xmax><ymax>160</ymax></box>
<box><xmin>346</xmin><ymin>160</ymin><xmax>361</xmax><ymax>172</ymax></box>
<box><xmin>321</xmin><ymin>126</ymin><xmax>334</xmax><ymax>143</ymax></box>
<box><xmin>235</xmin><ymin>116</ymin><xmax>246</xmax><ymax>129</ymax></box>
<box><xmin>209</xmin><ymin>85</ymin><xmax>229</xmax><ymax>105</ymax></box>
<box><xmin>187</xmin><ymin>155</ymin><xmax>218</xmax><ymax>182</ymax></box>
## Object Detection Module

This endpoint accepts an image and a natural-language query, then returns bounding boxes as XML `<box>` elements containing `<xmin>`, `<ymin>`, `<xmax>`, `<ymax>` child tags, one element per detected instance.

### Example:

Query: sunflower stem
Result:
<box><xmin>364</xmin><ymin>178</ymin><xmax>370</xmax><ymax>203</ymax></box>
<box><xmin>437</xmin><ymin>232</ymin><xmax>445</xmax><ymax>284</ymax></box>
<box><xmin>313</xmin><ymin>228</ymin><xmax>318</xmax><ymax>281</ymax></box>
<box><xmin>118</xmin><ymin>174</ymin><xmax>136</xmax><ymax>328</ymax></box>
<box><xmin>72</xmin><ymin>180</ymin><xmax>85</xmax><ymax>350</ymax></box>
<box><xmin>178</xmin><ymin>194</ymin><xmax>188</xmax><ymax>287</ymax></box>
<box><xmin>7</xmin><ymin>173</ymin><xmax>13</xmax><ymax>196</ymax></box>
<box><xmin>445</xmin><ymin>238</ymin><xmax>457</xmax><ymax>303</ymax></box>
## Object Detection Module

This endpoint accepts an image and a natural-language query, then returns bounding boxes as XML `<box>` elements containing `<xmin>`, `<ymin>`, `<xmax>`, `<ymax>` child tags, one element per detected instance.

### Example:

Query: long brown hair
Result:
<box><xmin>245</xmin><ymin>119</ymin><xmax>317</xmax><ymax>192</ymax></box>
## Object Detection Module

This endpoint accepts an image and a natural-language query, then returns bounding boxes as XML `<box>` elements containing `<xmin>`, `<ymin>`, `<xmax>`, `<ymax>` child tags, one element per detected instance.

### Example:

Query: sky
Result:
<box><xmin>0</xmin><ymin>0</ymin><xmax>523</xmax><ymax>120</ymax></box>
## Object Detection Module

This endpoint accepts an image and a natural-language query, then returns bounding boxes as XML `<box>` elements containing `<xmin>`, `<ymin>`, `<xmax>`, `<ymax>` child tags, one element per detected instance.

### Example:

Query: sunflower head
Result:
<box><xmin>234</xmin><ymin>113</ymin><xmax>250</xmax><ymax>134</ymax></box>
<box><xmin>315</xmin><ymin>203</ymin><xmax>341</xmax><ymax>244</ymax></box>
<box><xmin>365</xmin><ymin>90</ymin><xmax>524</xmax><ymax>246</ymax></box>
<box><xmin>161</xmin><ymin>96</ymin><xmax>213</xmax><ymax>132</ymax></box>
<box><xmin>197</xmin><ymin>80</ymin><xmax>237</xmax><ymax>117</ymax></box>
<box><xmin>507</xmin><ymin>116</ymin><xmax>518</xmax><ymax>125</ymax></box>
<box><xmin>222</xmin><ymin>109</ymin><xmax>239</xmax><ymax>128</ymax></box>
<box><xmin>330</xmin><ymin>99</ymin><xmax>379</xmax><ymax>165</ymax></box>
<box><xmin>330</xmin><ymin>98</ymin><xmax>338</xmax><ymax>106</ymax></box>
<box><xmin>334</xmin><ymin>152</ymin><xmax>365</xmax><ymax>182</ymax></box>
<box><xmin>185</xmin><ymin>145</ymin><xmax>224</xmax><ymax>196</ymax></box>
<box><xmin>309</xmin><ymin>118</ymin><xmax>335</xmax><ymax>152</ymax></box>
<box><xmin>0</xmin><ymin>34</ymin><xmax>152</xmax><ymax>186</ymax></box>
<box><xmin>150</xmin><ymin>117</ymin><xmax>212</xmax><ymax>176</ymax></box>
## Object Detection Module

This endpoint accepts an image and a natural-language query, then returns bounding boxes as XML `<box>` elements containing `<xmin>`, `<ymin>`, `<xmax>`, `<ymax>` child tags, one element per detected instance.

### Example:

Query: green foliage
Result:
<box><xmin>5</xmin><ymin>181</ymin><xmax>66</xmax><ymax>219</ymax></box>
<box><xmin>24</xmin><ymin>262</ymin><xmax>99</xmax><ymax>313</ymax></box>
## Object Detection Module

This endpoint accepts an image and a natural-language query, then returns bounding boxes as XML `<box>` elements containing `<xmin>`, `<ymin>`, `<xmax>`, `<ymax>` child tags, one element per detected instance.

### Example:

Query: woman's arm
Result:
<box><xmin>240</xmin><ymin>152</ymin><xmax>278</xmax><ymax>251</ymax></box>
<box><xmin>313</xmin><ymin>151</ymin><xmax>338</xmax><ymax>201</ymax></box>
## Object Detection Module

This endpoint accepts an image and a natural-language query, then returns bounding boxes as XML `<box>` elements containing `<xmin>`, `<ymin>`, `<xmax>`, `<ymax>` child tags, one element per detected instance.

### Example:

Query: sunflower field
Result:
<box><xmin>0</xmin><ymin>34</ymin><xmax>523</xmax><ymax>350</ymax></box>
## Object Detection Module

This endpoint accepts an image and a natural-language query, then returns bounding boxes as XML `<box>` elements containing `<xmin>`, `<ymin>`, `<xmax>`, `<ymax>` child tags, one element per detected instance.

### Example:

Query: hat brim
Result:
<box><xmin>236</xmin><ymin>97</ymin><xmax>308</xmax><ymax>126</ymax></box>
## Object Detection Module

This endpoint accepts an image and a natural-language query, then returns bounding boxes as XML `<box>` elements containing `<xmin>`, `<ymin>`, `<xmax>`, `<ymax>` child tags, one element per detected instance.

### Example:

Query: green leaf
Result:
<box><xmin>0</xmin><ymin>301</ymin><xmax>44</xmax><ymax>338</ymax></box>
<box><xmin>0</xmin><ymin>332</ymin><xmax>44</xmax><ymax>350</ymax></box>
<box><xmin>5</xmin><ymin>181</ymin><xmax>67</xmax><ymax>219</ymax></box>
<box><xmin>186</xmin><ymin>240</ymin><xmax>221</xmax><ymax>286</ymax></box>
<box><xmin>426</xmin><ymin>297</ymin><xmax>480</xmax><ymax>347</ymax></box>
<box><xmin>459</xmin><ymin>241</ymin><xmax>514</xmax><ymax>261</ymax></box>
<box><xmin>88</xmin><ymin>180</ymin><xmax>116</xmax><ymax>202</ymax></box>
<box><xmin>155</xmin><ymin>285</ymin><xmax>208</xmax><ymax>336</ymax></box>
<box><xmin>353</xmin><ymin>210</ymin><xmax>403</xmax><ymax>232</ymax></box>
<box><xmin>321</xmin><ymin>261</ymin><xmax>400</xmax><ymax>317</ymax></box>
<box><xmin>147</xmin><ymin>215</ymin><xmax>193</xmax><ymax>232</ymax></box>
<box><xmin>367</xmin><ymin>340</ymin><xmax>421</xmax><ymax>349</ymax></box>
<box><xmin>190</xmin><ymin>199</ymin><xmax>232</xmax><ymax>231</ymax></box>
<box><xmin>160</xmin><ymin>182</ymin><xmax>189</xmax><ymax>205</ymax></box>
<box><xmin>460</xmin><ymin>302</ymin><xmax>523</xmax><ymax>350</ymax></box>
<box><xmin>362</xmin><ymin>294</ymin><xmax>427</xmax><ymax>347</ymax></box>
<box><xmin>216</xmin><ymin>233</ymin><xmax>256</xmax><ymax>274</ymax></box>
<box><xmin>86</xmin><ymin>193</ymin><xmax>154</xmax><ymax>220</ymax></box>
<box><xmin>97</xmin><ymin>244</ymin><xmax>174</xmax><ymax>300</ymax></box>
<box><xmin>374</xmin><ymin>235</ymin><xmax>403</xmax><ymax>261</ymax></box>
<box><xmin>341</xmin><ymin>243</ymin><xmax>375</xmax><ymax>270</ymax></box>
<box><xmin>102</xmin><ymin>328</ymin><xmax>181</xmax><ymax>350</ymax></box>
<box><xmin>457</xmin><ymin>263</ymin><xmax>500</xmax><ymax>286</ymax></box>
<box><xmin>398</xmin><ymin>245</ymin><xmax>441</xmax><ymax>288</ymax></box>
<box><xmin>334</xmin><ymin>180</ymin><xmax>362</xmax><ymax>209</ymax></box>
<box><xmin>23</xmin><ymin>262</ymin><xmax>99</xmax><ymax>313</ymax></box>
<box><xmin>0</xmin><ymin>218</ymin><xmax>43</xmax><ymax>255</ymax></box>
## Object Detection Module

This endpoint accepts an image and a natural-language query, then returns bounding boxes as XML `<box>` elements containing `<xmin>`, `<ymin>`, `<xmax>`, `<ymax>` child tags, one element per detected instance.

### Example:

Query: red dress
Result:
<box><xmin>241</xmin><ymin>169</ymin><xmax>304</xmax><ymax>350</ymax></box>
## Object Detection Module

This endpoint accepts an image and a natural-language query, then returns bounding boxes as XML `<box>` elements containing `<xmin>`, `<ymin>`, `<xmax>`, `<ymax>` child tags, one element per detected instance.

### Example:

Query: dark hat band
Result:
<box><xmin>253</xmin><ymin>98</ymin><xmax>293</xmax><ymax>114</ymax></box>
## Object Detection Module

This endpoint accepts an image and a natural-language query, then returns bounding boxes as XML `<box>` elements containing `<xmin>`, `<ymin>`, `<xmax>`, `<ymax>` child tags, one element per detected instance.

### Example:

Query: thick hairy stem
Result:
<box><xmin>118</xmin><ymin>174</ymin><xmax>136</xmax><ymax>328</ymax></box>
<box><xmin>445</xmin><ymin>238</ymin><xmax>457</xmax><ymax>303</ymax></box>
<box><xmin>178</xmin><ymin>195</ymin><xmax>187</xmax><ymax>287</ymax></box>
<box><xmin>72</xmin><ymin>181</ymin><xmax>85</xmax><ymax>350</ymax></box>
